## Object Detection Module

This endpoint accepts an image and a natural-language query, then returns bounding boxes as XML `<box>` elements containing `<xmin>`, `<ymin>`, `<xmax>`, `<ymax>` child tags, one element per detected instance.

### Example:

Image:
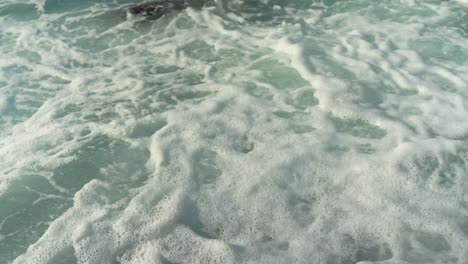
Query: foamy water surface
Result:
<box><xmin>0</xmin><ymin>0</ymin><xmax>467</xmax><ymax>263</ymax></box>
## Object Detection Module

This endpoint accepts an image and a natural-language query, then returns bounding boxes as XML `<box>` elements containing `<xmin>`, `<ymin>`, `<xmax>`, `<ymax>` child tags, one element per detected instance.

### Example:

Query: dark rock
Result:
<box><xmin>125</xmin><ymin>0</ymin><xmax>187</xmax><ymax>20</ymax></box>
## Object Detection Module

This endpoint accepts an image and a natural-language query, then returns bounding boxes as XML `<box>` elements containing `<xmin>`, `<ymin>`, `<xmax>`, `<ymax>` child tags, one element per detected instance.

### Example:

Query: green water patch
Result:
<box><xmin>143</xmin><ymin>65</ymin><xmax>181</xmax><ymax>75</ymax></box>
<box><xmin>250</xmin><ymin>58</ymin><xmax>309</xmax><ymax>89</ymax></box>
<box><xmin>0</xmin><ymin>174</ymin><xmax>72</xmax><ymax>264</ymax></box>
<box><xmin>273</xmin><ymin>110</ymin><xmax>308</xmax><ymax>120</ymax></box>
<box><xmin>353</xmin><ymin>243</ymin><xmax>393</xmax><ymax>263</ymax></box>
<box><xmin>16</xmin><ymin>50</ymin><xmax>42</xmax><ymax>64</ymax></box>
<box><xmin>157</xmin><ymin>87</ymin><xmax>213</xmax><ymax>106</ymax></box>
<box><xmin>174</xmin><ymin>15</ymin><xmax>195</xmax><ymax>30</ymax></box>
<box><xmin>52</xmin><ymin>161</ymin><xmax>100</xmax><ymax>193</ymax></box>
<box><xmin>180</xmin><ymin>40</ymin><xmax>218</xmax><ymax>62</ymax></box>
<box><xmin>357</xmin><ymin>82</ymin><xmax>384</xmax><ymax>106</ymax></box>
<box><xmin>177</xmin><ymin>72</ymin><xmax>206</xmax><ymax>86</ymax></box>
<box><xmin>356</xmin><ymin>143</ymin><xmax>376</xmax><ymax>154</ymax></box>
<box><xmin>193</xmin><ymin>149</ymin><xmax>223</xmax><ymax>186</ymax></box>
<box><xmin>129</xmin><ymin>118</ymin><xmax>168</xmax><ymax>139</ymax></box>
<box><xmin>409</xmin><ymin>37</ymin><xmax>467</xmax><ymax>65</ymax></box>
<box><xmin>1</xmin><ymin>81</ymin><xmax>59</xmax><ymax>126</ymax></box>
<box><xmin>173</xmin><ymin>89</ymin><xmax>213</xmax><ymax>102</ymax></box>
<box><xmin>0</xmin><ymin>3</ymin><xmax>39</xmax><ymax>22</ymax></box>
<box><xmin>420</xmin><ymin>72</ymin><xmax>460</xmax><ymax>93</ymax></box>
<box><xmin>2</xmin><ymin>65</ymin><xmax>33</xmax><ymax>76</ymax></box>
<box><xmin>285</xmin><ymin>89</ymin><xmax>319</xmax><ymax>110</ymax></box>
<box><xmin>329</xmin><ymin>114</ymin><xmax>387</xmax><ymax>139</ymax></box>
<box><xmin>358</xmin><ymin>68</ymin><xmax>419</xmax><ymax>96</ymax></box>
<box><xmin>368</xmin><ymin>2</ymin><xmax>437</xmax><ymax>22</ymax></box>
<box><xmin>400</xmin><ymin>227</ymin><xmax>454</xmax><ymax>263</ymax></box>
<box><xmin>314</xmin><ymin>56</ymin><xmax>357</xmax><ymax>81</ymax></box>
<box><xmin>459</xmin><ymin>220</ymin><xmax>468</xmax><ymax>237</ymax></box>
<box><xmin>58</xmin><ymin>135</ymin><xmax>151</xmax><ymax>186</ymax></box>
<box><xmin>346</xmin><ymin>81</ymin><xmax>386</xmax><ymax>107</ymax></box>
<box><xmin>273</xmin><ymin>110</ymin><xmax>315</xmax><ymax>134</ymax></box>
<box><xmin>243</xmin><ymin>82</ymin><xmax>274</xmax><ymax>101</ymax></box>
<box><xmin>286</xmin><ymin>192</ymin><xmax>316</xmax><ymax>227</ymax></box>
<box><xmin>43</xmin><ymin>0</ymin><xmax>108</xmax><ymax>14</ymax></box>
<box><xmin>231</xmin><ymin>135</ymin><xmax>255</xmax><ymax>154</ymax></box>
<box><xmin>48</xmin><ymin>246</ymin><xmax>78</xmax><ymax>264</ymax></box>
<box><xmin>399</xmin><ymin>151</ymin><xmax>466</xmax><ymax>189</ymax></box>
<box><xmin>215</xmin><ymin>49</ymin><xmax>245</xmax><ymax>71</ymax></box>
<box><xmin>325</xmin><ymin>144</ymin><xmax>350</xmax><ymax>155</ymax></box>
<box><xmin>324</xmin><ymin>236</ymin><xmax>393</xmax><ymax>264</ymax></box>
<box><xmin>414</xmin><ymin>231</ymin><xmax>451</xmax><ymax>253</ymax></box>
<box><xmin>45</xmin><ymin>11</ymin><xmax>136</xmax><ymax>53</ymax></box>
<box><xmin>0</xmin><ymin>135</ymin><xmax>151</xmax><ymax>263</ymax></box>
<box><xmin>322</xmin><ymin>0</ymin><xmax>375</xmax><ymax>18</ymax></box>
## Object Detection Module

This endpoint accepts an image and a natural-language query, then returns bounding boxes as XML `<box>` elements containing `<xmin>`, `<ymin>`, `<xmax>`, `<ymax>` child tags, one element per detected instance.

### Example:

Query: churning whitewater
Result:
<box><xmin>0</xmin><ymin>0</ymin><xmax>467</xmax><ymax>263</ymax></box>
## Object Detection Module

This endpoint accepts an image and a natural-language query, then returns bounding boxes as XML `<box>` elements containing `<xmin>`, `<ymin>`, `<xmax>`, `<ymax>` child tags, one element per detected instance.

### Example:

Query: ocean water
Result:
<box><xmin>0</xmin><ymin>0</ymin><xmax>467</xmax><ymax>263</ymax></box>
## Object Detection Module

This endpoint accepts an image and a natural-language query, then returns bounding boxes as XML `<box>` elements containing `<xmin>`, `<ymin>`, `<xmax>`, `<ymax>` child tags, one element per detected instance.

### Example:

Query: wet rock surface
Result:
<box><xmin>125</xmin><ymin>0</ymin><xmax>188</xmax><ymax>20</ymax></box>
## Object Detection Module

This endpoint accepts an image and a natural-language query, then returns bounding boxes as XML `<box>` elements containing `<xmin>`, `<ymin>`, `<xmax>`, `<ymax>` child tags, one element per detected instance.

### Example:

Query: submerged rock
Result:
<box><xmin>124</xmin><ymin>0</ymin><xmax>188</xmax><ymax>20</ymax></box>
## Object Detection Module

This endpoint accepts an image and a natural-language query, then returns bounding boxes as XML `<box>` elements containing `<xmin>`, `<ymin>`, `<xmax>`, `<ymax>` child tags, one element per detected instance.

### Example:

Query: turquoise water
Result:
<box><xmin>0</xmin><ymin>0</ymin><xmax>467</xmax><ymax>263</ymax></box>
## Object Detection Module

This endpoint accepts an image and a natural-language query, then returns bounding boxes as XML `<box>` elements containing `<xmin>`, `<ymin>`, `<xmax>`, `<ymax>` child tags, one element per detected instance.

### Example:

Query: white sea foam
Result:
<box><xmin>0</xmin><ymin>0</ymin><xmax>467</xmax><ymax>263</ymax></box>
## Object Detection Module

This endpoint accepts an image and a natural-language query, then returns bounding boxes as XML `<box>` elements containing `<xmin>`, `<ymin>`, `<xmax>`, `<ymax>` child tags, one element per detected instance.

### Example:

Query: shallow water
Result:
<box><xmin>0</xmin><ymin>0</ymin><xmax>467</xmax><ymax>263</ymax></box>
